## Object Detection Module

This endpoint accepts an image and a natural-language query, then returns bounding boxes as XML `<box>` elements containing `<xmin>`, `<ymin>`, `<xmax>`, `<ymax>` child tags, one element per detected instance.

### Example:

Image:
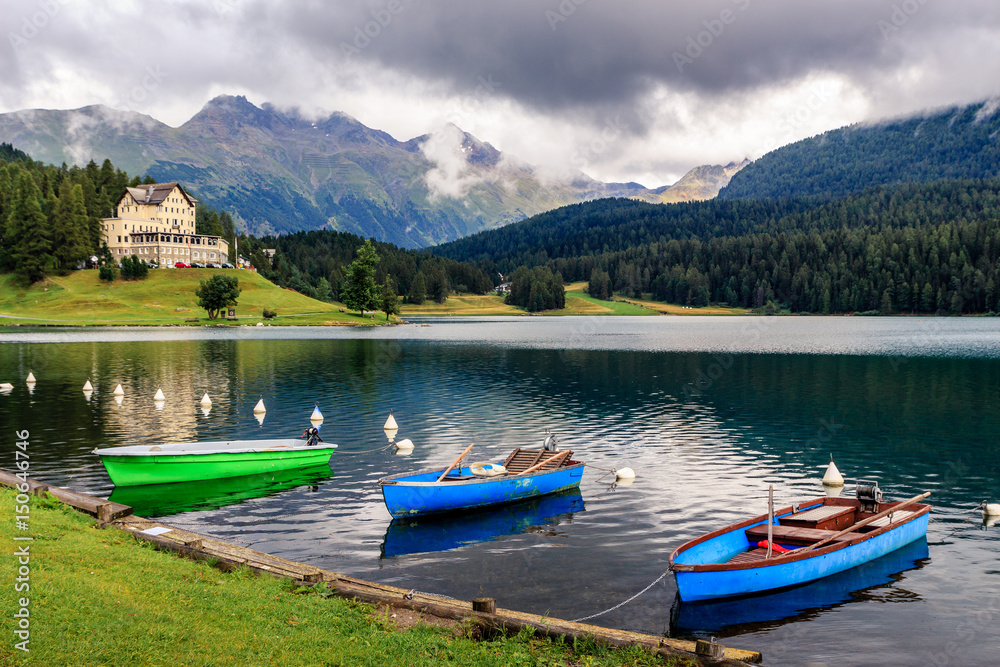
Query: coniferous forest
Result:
<box><xmin>5</xmin><ymin>140</ymin><xmax>1000</xmax><ymax>315</ymax></box>
<box><xmin>435</xmin><ymin>180</ymin><xmax>1000</xmax><ymax>314</ymax></box>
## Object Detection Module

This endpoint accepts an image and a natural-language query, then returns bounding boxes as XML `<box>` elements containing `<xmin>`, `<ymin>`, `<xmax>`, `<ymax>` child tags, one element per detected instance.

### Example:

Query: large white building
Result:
<box><xmin>102</xmin><ymin>182</ymin><xmax>229</xmax><ymax>265</ymax></box>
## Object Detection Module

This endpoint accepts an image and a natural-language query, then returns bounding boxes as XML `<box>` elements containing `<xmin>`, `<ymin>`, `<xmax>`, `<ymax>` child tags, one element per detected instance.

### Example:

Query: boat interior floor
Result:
<box><xmin>731</xmin><ymin>507</ymin><xmax>920</xmax><ymax>562</ymax></box>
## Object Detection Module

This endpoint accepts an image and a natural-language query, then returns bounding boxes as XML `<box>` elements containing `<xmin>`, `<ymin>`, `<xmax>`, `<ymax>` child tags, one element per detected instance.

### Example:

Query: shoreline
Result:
<box><xmin>0</xmin><ymin>472</ymin><xmax>761</xmax><ymax>665</ymax></box>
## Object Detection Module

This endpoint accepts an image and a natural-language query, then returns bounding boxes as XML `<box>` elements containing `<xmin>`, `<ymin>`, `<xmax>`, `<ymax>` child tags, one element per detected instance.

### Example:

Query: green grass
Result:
<box><xmin>0</xmin><ymin>270</ymin><xmax>386</xmax><ymax>326</ymax></box>
<box><xmin>0</xmin><ymin>488</ymin><xmax>691</xmax><ymax>666</ymax></box>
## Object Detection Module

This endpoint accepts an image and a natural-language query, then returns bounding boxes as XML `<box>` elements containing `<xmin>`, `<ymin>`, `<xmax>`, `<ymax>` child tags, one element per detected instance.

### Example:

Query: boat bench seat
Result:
<box><xmin>502</xmin><ymin>448</ymin><xmax>575</xmax><ymax>474</ymax></box>
<box><xmin>745</xmin><ymin>523</ymin><xmax>858</xmax><ymax>547</ymax></box>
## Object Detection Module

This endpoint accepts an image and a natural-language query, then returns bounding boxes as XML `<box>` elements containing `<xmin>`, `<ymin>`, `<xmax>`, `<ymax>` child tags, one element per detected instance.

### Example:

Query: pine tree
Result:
<box><xmin>380</xmin><ymin>276</ymin><xmax>400</xmax><ymax>321</ymax></box>
<box><xmin>407</xmin><ymin>272</ymin><xmax>426</xmax><ymax>304</ymax></box>
<box><xmin>4</xmin><ymin>171</ymin><xmax>51</xmax><ymax>283</ymax></box>
<box><xmin>51</xmin><ymin>181</ymin><xmax>91</xmax><ymax>271</ymax></box>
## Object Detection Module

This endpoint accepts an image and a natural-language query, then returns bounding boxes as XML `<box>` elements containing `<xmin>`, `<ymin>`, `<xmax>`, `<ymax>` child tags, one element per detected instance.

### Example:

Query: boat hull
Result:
<box><xmin>670</xmin><ymin>498</ymin><xmax>931</xmax><ymax>602</ymax></box>
<box><xmin>381</xmin><ymin>462</ymin><xmax>585</xmax><ymax>518</ymax></box>
<box><xmin>96</xmin><ymin>439</ymin><xmax>337</xmax><ymax>486</ymax></box>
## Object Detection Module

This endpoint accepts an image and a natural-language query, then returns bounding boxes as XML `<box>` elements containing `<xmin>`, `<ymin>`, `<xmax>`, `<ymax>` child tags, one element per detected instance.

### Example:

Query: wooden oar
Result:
<box><xmin>800</xmin><ymin>491</ymin><xmax>931</xmax><ymax>552</ymax></box>
<box><xmin>437</xmin><ymin>443</ymin><xmax>475</xmax><ymax>482</ymax></box>
<box><xmin>519</xmin><ymin>449</ymin><xmax>570</xmax><ymax>475</ymax></box>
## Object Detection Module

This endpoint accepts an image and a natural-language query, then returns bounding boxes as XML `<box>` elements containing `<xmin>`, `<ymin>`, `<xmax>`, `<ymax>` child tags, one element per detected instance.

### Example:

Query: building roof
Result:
<box><xmin>120</xmin><ymin>182</ymin><xmax>198</xmax><ymax>207</ymax></box>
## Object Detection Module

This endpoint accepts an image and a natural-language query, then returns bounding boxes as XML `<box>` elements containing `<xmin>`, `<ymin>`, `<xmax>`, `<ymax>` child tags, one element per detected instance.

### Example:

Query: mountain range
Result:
<box><xmin>0</xmin><ymin>95</ymin><xmax>744</xmax><ymax>248</ymax></box>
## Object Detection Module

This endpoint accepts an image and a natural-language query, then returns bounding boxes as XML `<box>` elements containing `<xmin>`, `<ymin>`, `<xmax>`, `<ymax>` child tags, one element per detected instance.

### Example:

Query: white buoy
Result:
<box><xmin>395</xmin><ymin>438</ymin><xmax>414</xmax><ymax>451</ymax></box>
<box><xmin>254</xmin><ymin>412</ymin><xmax>265</xmax><ymax>426</ymax></box>
<box><xmin>985</xmin><ymin>515</ymin><xmax>998</xmax><ymax>529</ymax></box>
<box><xmin>980</xmin><ymin>501</ymin><xmax>1000</xmax><ymax>517</ymax></box>
<box><xmin>614</xmin><ymin>476</ymin><xmax>635</xmax><ymax>487</ymax></box>
<box><xmin>0</xmin><ymin>383</ymin><xmax>13</xmax><ymax>392</ymax></box>
<box><xmin>83</xmin><ymin>379</ymin><xmax>94</xmax><ymax>392</ymax></box>
<box><xmin>200</xmin><ymin>393</ymin><xmax>212</xmax><ymax>406</ymax></box>
<box><xmin>310</xmin><ymin>405</ymin><xmax>324</xmax><ymax>423</ymax></box>
<box><xmin>153</xmin><ymin>387</ymin><xmax>165</xmax><ymax>401</ymax></box>
<box><xmin>825</xmin><ymin>485</ymin><xmax>844</xmax><ymax>498</ymax></box>
<box><xmin>253</xmin><ymin>397</ymin><xmax>266</xmax><ymax>414</ymax></box>
<box><xmin>822</xmin><ymin>455</ymin><xmax>845</xmax><ymax>487</ymax></box>
<box><xmin>26</xmin><ymin>372</ymin><xmax>36</xmax><ymax>383</ymax></box>
<box><xmin>83</xmin><ymin>389</ymin><xmax>93</xmax><ymax>402</ymax></box>
<box><xmin>384</xmin><ymin>411</ymin><xmax>397</xmax><ymax>430</ymax></box>
<box><xmin>113</xmin><ymin>383</ymin><xmax>125</xmax><ymax>396</ymax></box>
<box><xmin>615</xmin><ymin>467</ymin><xmax>636</xmax><ymax>481</ymax></box>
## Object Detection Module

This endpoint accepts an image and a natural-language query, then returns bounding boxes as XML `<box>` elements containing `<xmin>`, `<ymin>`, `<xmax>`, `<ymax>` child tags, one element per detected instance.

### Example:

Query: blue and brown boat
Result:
<box><xmin>669</xmin><ymin>483</ymin><xmax>931</xmax><ymax>602</ymax></box>
<box><xmin>379</xmin><ymin>445</ymin><xmax>584</xmax><ymax>518</ymax></box>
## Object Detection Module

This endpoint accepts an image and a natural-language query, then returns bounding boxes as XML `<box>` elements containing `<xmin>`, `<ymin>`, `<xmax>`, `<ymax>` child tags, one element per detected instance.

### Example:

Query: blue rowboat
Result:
<box><xmin>671</xmin><ymin>536</ymin><xmax>929</xmax><ymax>634</ymax></box>
<box><xmin>380</xmin><ymin>447</ymin><xmax>585</xmax><ymax>518</ymax></box>
<box><xmin>669</xmin><ymin>491</ymin><xmax>931</xmax><ymax>602</ymax></box>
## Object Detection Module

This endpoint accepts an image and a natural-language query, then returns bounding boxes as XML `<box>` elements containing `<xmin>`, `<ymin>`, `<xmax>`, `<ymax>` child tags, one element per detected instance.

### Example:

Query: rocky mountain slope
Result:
<box><xmin>0</xmin><ymin>95</ymin><xmax>742</xmax><ymax>247</ymax></box>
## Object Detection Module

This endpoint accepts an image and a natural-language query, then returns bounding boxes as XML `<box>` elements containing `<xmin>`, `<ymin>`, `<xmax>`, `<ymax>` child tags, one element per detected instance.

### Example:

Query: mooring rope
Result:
<box><xmin>570</xmin><ymin>570</ymin><xmax>670</xmax><ymax>623</ymax></box>
<box><xmin>337</xmin><ymin>443</ymin><xmax>397</xmax><ymax>456</ymax></box>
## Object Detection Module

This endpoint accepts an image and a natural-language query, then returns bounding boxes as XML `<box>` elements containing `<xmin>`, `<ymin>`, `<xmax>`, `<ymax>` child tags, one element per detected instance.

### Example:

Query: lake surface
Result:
<box><xmin>2</xmin><ymin>316</ymin><xmax>999</xmax><ymax>666</ymax></box>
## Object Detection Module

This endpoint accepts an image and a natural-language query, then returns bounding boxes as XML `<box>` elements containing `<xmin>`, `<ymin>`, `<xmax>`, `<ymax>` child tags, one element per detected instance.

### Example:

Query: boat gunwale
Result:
<box><xmin>380</xmin><ymin>460</ymin><xmax>585</xmax><ymax>487</ymax></box>
<box><xmin>95</xmin><ymin>439</ymin><xmax>338</xmax><ymax>458</ymax></box>
<box><xmin>669</xmin><ymin>498</ymin><xmax>931</xmax><ymax>573</ymax></box>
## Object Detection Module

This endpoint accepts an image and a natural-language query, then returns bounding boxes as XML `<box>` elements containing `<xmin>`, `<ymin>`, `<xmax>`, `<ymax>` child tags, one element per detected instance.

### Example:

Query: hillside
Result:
<box><xmin>0</xmin><ymin>269</ymin><xmax>372</xmax><ymax>325</ymax></box>
<box><xmin>0</xmin><ymin>96</ymin><xmax>743</xmax><ymax>248</ymax></box>
<box><xmin>432</xmin><ymin>179</ymin><xmax>1000</xmax><ymax>314</ymax></box>
<box><xmin>719</xmin><ymin>100</ymin><xmax>1000</xmax><ymax>200</ymax></box>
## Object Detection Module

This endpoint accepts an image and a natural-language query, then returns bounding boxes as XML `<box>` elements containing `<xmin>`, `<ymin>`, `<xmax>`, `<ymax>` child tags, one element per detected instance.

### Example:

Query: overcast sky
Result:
<box><xmin>2</xmin><ymin>0</ymin><xmax>999</xmax><ymax>187</ymax></box>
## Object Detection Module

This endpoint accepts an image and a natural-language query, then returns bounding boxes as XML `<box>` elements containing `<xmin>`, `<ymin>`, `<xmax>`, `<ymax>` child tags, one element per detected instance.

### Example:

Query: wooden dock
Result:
<box><xmin>0</xmin><ymin>469</ymin><xmax>762</xmax><ymax>665</ymax></box>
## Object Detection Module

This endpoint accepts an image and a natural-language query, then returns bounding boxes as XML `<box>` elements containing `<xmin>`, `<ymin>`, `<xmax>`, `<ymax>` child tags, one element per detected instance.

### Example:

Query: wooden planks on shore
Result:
<box><xmin>0</xmin><ymin>469</ymin><xmax>761</xmax><ymax>665</ymax></box>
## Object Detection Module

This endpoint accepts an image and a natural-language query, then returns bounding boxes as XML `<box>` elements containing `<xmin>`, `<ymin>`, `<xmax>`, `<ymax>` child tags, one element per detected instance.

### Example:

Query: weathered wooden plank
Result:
<box><xmin>3</xmin><ymin>469</ymin><xmax>763</xmax><ymax>665</ymax></box>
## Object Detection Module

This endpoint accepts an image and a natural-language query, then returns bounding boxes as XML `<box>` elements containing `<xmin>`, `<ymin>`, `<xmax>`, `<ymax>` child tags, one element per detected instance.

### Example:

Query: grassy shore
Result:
<box><xmin>0</xmin><ymin>488</ymin><xmax>689</xmax><ymax>666</ymax></box>
<box><xmin>0</xmin><ymin>270</ymin><xmax>381</xmax><ymax>326</ymax></box>
<box><xmin>399</xmin><ymin>283</ymin><xmax>746</xmax><ymax>318</ymax></box>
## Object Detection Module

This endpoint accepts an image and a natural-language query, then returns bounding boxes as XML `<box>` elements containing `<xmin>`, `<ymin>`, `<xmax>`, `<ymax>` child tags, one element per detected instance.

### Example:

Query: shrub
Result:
<box><xmin>99</xmin><ymin>265</ymin><xmax>116</xmax><ymax>282</ymax></box>
<box><xmin>262</xmin><ymin>308</ymin><xmax>276</xmax><ymax>320</ymax></box>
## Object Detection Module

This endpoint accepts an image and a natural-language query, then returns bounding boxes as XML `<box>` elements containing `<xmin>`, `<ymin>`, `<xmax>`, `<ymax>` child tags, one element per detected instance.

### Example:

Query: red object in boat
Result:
<box><xmin>757</xmin><ymin>540</ymin><xmax>792</xmax><ymax>554</ymax></box>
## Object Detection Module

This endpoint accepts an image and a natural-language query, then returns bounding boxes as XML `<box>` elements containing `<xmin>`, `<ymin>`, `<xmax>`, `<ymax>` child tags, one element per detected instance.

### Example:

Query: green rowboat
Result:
<box><xmin>94</xmin><ymin>439</ymin><xmax>338</xmax><ymax>486</ymax></box>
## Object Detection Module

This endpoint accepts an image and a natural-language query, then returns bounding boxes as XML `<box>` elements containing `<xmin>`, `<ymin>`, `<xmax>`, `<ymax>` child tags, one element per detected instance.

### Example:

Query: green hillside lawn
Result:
<box><xmin>0</xmin><ymin>269</ymin><xmax>380</xmax><ymax>326</ymax></box>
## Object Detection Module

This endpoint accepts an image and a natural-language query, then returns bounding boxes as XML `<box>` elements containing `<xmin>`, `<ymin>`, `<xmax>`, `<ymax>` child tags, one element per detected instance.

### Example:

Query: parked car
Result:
<box><xmin>147</xmin><ymin>262</ymin><xmax>159</xmax><ymax>269</ymax></box>
<box><xmin>174</xmin><ymin>262</ymin><xmax>189</xmax><ymax>268</ymax></box>
<box><xmin>190</xmin><ymin>262</ymin><xmax>205</xmax><ymax>268</ymax></box>
<box><xmin>221</xmin><ymin>262</ymin><xmax>235</xmax><ymax>269</ymax></box>
<box><xmin>205</xmin><ymin>262</ymin><xmax>219</xmax><ymax>268</ymax></box>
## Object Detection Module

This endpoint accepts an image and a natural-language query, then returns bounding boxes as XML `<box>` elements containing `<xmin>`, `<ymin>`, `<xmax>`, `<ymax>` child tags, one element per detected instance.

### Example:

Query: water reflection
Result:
<box><xmin>1</xmin><ymin>325</ymin><xmax>999</xmax><ymax>666</ymax></box>
<box><xmin>381</xmin><ymin>489</ymin><xmax>585</xmax><ymax>558</ymax></box>
<box><xmin>108</xmin><ymin>464</ymin><xmax>333</xmax><ymax>518</ymax></box>
<box><xmin>670</xmin><ymin>538</ymin><xmax>930</xmax><ymax>637</ymax></box>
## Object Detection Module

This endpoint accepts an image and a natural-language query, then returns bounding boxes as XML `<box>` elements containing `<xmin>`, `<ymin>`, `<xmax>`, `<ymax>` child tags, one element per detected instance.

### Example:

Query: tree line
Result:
<box><xmin>0</xmin><ymin>144</ymin><xmax>152</xmax><ymax>283</ymax></box>
<box><xmin>237</xmin><ymin>229</ymin><xmax>495</xmax><ymax>305</ymax></box>
<box><xmin>435</xmin><ymin>179</ymin><xmax>1000</xmax><ymax>314</ymax></box>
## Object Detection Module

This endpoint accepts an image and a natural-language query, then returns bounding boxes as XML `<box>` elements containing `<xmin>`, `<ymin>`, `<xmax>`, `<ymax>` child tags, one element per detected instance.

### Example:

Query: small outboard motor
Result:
<box><xmin>856</xmin><ymin>480</ymin><xmax>882</xmax><ymax>513</ymax></box>
<box><xmin>542</xmin><ymin>429</ymin><xmax>558</xmax><ymax>451</ymax></box>
<box><xmin>302</xmin><ymin>426</ymin><xmax>323</xmax><ymax>447</ymax></box>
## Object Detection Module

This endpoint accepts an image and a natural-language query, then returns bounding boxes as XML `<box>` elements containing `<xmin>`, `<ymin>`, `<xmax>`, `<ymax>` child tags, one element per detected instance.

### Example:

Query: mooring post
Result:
<box><xmin>472</xmin><ymin>597</ymin><xmax>497</xmax><ymax>614</ymax></box>
<box><xmin>695</xmin><ymin>639</ymin><xmax>726</xmax><ymax>659</ymax></box>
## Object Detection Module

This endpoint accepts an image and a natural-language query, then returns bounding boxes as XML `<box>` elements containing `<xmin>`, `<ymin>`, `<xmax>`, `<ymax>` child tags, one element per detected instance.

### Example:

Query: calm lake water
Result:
<box><xmin>1</xmin><ymin>316</ymin><xmax>999</xmax><ymax>666</ymax></box>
